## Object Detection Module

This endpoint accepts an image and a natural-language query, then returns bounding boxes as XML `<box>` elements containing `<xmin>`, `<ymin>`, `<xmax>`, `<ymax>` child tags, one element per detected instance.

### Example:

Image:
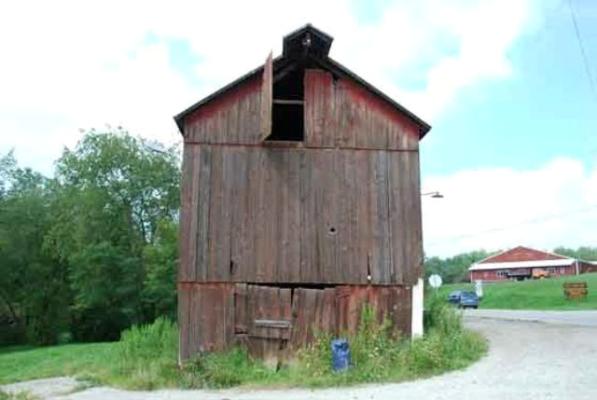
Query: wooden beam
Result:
<box><xmin>273</xmin><ymin>99</ymin><xmax>304</xmax><ymax>105</ymax></box>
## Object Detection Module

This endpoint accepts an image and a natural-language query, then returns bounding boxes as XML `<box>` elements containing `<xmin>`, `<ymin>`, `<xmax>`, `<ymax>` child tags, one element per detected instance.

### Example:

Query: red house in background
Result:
<box><xmin>469</xmin><ymin>246</ymin><xmax>597</xmax><ymax>282</ymax></box>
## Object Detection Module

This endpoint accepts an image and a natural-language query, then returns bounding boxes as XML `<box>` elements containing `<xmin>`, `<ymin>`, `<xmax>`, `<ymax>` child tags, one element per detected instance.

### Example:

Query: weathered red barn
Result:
<box><xmin>174</xmin><ymin>25</ymin><xmax>431</xmax><ymax>365</ymax></box>
<box><xmin>469</xmin><ymin>246</ymin><xmax>596</xmax><ymax>282</ymax></box>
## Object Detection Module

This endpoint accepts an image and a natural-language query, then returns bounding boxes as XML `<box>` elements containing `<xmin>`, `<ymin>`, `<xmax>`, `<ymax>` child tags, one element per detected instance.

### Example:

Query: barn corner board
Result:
<box><xmin>175</xmin><ymin>24</ymin><xmax>431</xmax><ymax>364</ymax></box>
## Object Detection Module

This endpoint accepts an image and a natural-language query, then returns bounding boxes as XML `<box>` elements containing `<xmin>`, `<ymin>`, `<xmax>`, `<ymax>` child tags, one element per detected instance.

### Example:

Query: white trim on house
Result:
<box><xmin>469</xmin><ymin>258</ymin><xmax>575</xmax><ymax>271</ymax></box>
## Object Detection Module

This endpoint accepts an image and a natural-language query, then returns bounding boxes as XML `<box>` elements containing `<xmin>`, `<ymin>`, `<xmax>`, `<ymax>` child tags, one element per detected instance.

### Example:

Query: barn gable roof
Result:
<box><xmin>174</xmin><ymin>24</ymin><xmax>431</xmax><ymax>138</ymax></box>
<box><xmin>468</xmin><ymin>246</ymin><xmax>575</xmax><ymax>271</ymax></box>
<box><xmin>478</xmin><ymin>246</ymin><xmax>569</xmax><ymax>264</ymax></box>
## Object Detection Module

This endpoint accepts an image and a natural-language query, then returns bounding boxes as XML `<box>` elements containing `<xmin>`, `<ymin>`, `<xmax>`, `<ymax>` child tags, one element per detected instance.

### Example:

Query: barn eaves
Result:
<box><xmin>174</xmin><ymin>24</ymin><xmax>431</xmax><ymax>139</ymax></box>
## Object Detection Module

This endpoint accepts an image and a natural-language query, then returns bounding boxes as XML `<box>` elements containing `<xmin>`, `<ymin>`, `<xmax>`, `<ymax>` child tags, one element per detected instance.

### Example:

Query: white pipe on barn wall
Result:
<box><xmin>411</xmin><ymin>278</ymin><xmax>424</xmax><ymax>337</ymax></box>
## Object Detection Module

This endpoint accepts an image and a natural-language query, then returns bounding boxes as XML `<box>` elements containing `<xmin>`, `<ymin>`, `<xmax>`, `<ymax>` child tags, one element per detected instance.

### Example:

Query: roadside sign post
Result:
<box><xmin>428</xmin><ymin>274</ymin><xmax>443</xmax><ymax>291</ymax></box>
<box><xmin>475</xmin><ymin>280</ymin><xmax>483</xmax><ymax>299</ymax></box>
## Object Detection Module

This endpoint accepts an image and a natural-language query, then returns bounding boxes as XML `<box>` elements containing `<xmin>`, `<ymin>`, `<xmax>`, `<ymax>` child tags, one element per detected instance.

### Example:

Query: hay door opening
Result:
<box><xmin>263</xmin><ymin>60</ymin><xmax>305</xmax><ymax>142</ymax></box>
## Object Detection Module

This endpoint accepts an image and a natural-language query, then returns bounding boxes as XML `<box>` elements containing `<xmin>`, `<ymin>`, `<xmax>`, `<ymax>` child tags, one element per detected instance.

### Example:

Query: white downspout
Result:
<box><xmin>575</xmin><ymin>259</ymin><xmax>580</xmax><ymax>275</ymax></box>
<box><xmin>411</xmin><ymin>278</ymin><xmax>424</xmax><ymax>338</ymax></box>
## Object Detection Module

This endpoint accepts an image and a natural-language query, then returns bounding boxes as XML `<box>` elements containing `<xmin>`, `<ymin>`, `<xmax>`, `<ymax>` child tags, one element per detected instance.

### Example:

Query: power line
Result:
<box><xmin>567</xmin><ymin>0</ymin><xmax>597</xmax><ymax>103</ymax></box>
<box><xmin>426</xmin><ymin>203</ymin><xmax>597</xmax><ymax>246</ymax></box>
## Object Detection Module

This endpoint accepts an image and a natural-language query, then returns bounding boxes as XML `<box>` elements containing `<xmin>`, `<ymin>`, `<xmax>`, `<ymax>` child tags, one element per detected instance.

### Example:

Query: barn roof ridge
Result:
<box><xmin>476</xmin><ymin>245</ymin><xmax>571</xmax><ymax>265</ymax></box>
<box><xmin>174</xmin><ymin>24</ymin><xmax>431</xmax><ymax>138</ymax></box>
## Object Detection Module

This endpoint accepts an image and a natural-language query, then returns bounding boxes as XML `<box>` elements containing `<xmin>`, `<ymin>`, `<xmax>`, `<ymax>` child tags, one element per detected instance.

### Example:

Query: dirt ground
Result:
<box><xmin>4</xmin><ymin>314</ymin><xmax>597</xmax><ymax>399</ymax></box>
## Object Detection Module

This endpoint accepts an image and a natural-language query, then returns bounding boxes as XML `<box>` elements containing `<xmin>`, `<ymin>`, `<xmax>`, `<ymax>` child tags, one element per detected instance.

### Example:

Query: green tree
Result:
<box><xmin>424</xmin><ymin>250</ymin><xmax>491</xmax><ymax>284</ymax></box>
<box><xmin>0</xmin><ymin>153</ymin><xmax>70</xmax><ymax>344</ymax></box>
<box><xmin>553</xmin><ymin>246</ymin><xmax>597</xmax><ymax>262</ymax></box>
<box><xmin>142</xmin><ymin>219</ymin><xmax>179</xmax><ymax>321</ymax></box>
<box><xmin>45</xmin><ymin>129</ymin><xmax>180</xmax><ymax>341</ymax></box>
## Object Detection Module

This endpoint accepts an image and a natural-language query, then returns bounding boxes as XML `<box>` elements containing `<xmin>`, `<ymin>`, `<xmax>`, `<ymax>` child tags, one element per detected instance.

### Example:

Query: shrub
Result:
<box><xmin>180</xmin><ymin>348</ymin><xmax>272</xmax><ymax>388</ymax></box>
<box><xmin>113</xmin><ymin>317</ymin><xmax>178</xmax><ymax>389</ymax></box>
<box><xmin>88</xmin><ymin>302</ymin><xmax>486</xmax><ymax>389</ymax></box>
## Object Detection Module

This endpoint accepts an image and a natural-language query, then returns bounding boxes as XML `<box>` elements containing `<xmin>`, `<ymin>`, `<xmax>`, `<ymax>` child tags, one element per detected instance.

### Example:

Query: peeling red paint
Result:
<box><xmin>184</xmin><ymin>75</ymin><xmax>261</xmax><ymax>128</ymax></box>
<box><xmin>480</xmin><ymin>246</ymin><xmax>568</xmax><ymax>264</ymax></box>
<box><xmin>339</xmin><ymin>78</ymin><xmax>420</xmax><ymax>141</ymax></box>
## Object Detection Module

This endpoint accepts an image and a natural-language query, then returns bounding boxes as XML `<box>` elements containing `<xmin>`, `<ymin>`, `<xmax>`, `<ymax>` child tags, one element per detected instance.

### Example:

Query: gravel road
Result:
<box><xmin>4</xmin><ymin>312</ymin><xmax>597</xmax><ymax>399</ymax></box>
<box><xmin>464</xmin><ymin>308</ymin><xmax>597</xmax><ymax>327</ymax></box>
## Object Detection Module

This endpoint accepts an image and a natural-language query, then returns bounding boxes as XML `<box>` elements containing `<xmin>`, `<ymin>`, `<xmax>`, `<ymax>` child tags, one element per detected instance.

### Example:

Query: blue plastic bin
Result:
<box><xmin>331</xmin><ymin>338</ymin><xmax>351</xmax><ymax>372</ymax></box>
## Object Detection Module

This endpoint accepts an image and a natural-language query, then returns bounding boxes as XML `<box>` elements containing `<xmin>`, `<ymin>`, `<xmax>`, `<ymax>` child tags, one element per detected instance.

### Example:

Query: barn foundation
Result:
<box><xmin>178</xmin><ymin>282</ymin><xmax>412</xmax><ymax>366</ymax></box>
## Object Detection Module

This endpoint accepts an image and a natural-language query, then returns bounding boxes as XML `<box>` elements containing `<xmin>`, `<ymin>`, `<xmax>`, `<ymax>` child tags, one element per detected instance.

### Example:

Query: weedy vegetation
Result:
<box><xmin>0</xmin><ymin>301</ymin><xmax>486</xmax><ymax>389</ymax></box>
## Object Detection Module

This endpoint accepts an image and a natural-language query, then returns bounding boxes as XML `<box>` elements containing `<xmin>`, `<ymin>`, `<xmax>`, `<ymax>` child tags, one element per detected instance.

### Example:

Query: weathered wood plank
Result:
<box><xmin>389</xmin><ymin>152</ymin><xmax>407</xmax><ymax>284</ymax></box>
<box><xmin>334</xmin><ymin>150</ymin><xmax>351</xmax><ymax>283</ymax></box>
<box><xmin>315</xmin><ymin>150</ymin><xmax>337</xmax><ymax>283</ymax></box>
<box><xmin>259</xmin><ymin>53</ymin><xmax>273</xmax><ymax>141</ymax></box>
<box><xmin>304</xmin><ymin>69</ymin><xmax>335</xmax><ymax>148</ymax></box>
<box><xmin>214</xmin><ymin>148</ymin><xmax>234</xmax><ymax>281</ymax></box>
<box><xmin>195</xmin><ymin>146</ymin><xmax>211</xmax><ymax>281</ymax></box>
<box><xmin>368</xmin><ymin>151</ymin><xmax>391</xmax><ymax>284</ymax></box>
<box><xmin>234</xmin><ymin>283</ymin><xmax>248</xmax><ymax>333</ymax></box>
<box><xmin>285</xmin><ymin>150</ymin><xmax>301</xmax><ymax>282</ymax></box>
<box><xmin>299</xmin><ymin>150</ymin><xmax>316</xmax><ymax>282</ymax></box>
<box><xmin>179</xmin><ymin>145</ymin><xmax>194</xmax><ymax>282</ymax></box>
<box><xmin>406</xmin><ymin>152</ymin><xmax>423</xmax><ymax>284</ymax></box>
<box><xmin>178</xmin><ymin>284</ymin><xmax>191</xmax><ymax>361</ymax></box>
<box><xmin>230</xmin><ymin>147</ymin><xmax>247</xmax><ymax>281</ymax></box>
<box><xmin>206</xmin><ymin>148</ymin><xmax>223</xmax><ymax>281</ymax></box>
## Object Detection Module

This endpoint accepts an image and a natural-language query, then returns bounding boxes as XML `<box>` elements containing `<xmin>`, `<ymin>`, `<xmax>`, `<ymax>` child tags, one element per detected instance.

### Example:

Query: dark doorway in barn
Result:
<box><xmin>268</xmin><ymin>67</ymin><xmax>304</xmax><ymax>141</ymax></box>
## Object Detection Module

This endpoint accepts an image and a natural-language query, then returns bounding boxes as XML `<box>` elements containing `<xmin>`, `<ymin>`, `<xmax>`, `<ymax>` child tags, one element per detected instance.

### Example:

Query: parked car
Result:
<box><xmin>458</xmin><ymin>291</ymin><xmax>479</xmax><ymax>309</ymax></box>
<box><xmin>447</xmin><ymin>290</ymin><xmax>463</xmax><ymax>304</ymax></box>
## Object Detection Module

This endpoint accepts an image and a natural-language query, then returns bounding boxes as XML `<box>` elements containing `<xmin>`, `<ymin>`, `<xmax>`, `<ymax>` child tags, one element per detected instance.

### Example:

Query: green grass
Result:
<box><xmin>0</xmin><ymin>343</ymin><xmax>115</xmax><ymax>385</ymax></box>
<box><xmin>431</xmin><ymin>272</ymin><xmax>597</xmax><ymax>310</ymax></box>
<box><xmin>0</xmin><ymin>309</ymin><xmax>487</xmax><ymax>390</ymax></box>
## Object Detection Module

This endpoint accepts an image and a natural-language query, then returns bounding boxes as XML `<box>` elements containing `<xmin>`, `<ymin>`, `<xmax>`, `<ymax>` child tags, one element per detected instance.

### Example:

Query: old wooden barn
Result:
<box><xmin>175</xmin><ymin>24</ymin><xmax>431</xmax><ymax>364</ymax></box>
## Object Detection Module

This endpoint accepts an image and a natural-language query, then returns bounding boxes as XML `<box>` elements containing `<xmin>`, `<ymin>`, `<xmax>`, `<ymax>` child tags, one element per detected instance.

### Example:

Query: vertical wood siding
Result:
<box><xmin>179</xmin><ymin>283</ymin><xmax>412</xmax><ymax>362</ymax></box>
<box><xmin>184</xmin><ymin>76</ymin><xmax>263</xmax><ymax>144</ymax></box>
<box><xmin>179</xmin><ymin>145</ymin><xmax>422</xmax><ymax>286</ymax></box>
<box><xmin>304</xmin><ymin>69</ymin><xmax>420</xmax><ymax>151</ymax></box>
<box><xmin>183</xmin><ymin>68</ymin><xmax>420</xmax><ymax>151</ymax></box>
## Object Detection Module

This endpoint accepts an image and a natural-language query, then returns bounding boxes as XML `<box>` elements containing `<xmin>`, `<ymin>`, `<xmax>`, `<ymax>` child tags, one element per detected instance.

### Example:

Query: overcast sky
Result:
<box><xmin>1</xmin><ymin>0</ymin><xmax>596</xmax><ymax>257</ymax></box>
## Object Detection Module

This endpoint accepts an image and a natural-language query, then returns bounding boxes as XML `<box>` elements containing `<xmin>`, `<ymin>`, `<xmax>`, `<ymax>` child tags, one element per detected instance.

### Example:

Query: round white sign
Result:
<box><xmin>428</xmin><ymin>274</ymin><xmax>443</xmax><ymax>288</ymax></box>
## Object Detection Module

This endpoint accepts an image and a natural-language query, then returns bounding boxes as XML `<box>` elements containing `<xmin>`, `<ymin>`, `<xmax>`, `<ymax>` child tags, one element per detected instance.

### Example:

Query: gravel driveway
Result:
<box><xmin>4</xmin><ymin>312</ymin><xmax>597</xmax><ymax>399</ymax></box>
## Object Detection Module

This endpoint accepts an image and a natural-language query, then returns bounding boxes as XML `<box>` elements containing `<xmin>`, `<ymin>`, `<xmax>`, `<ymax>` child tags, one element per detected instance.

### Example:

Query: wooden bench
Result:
<box><xmin>563</xmin><ymin>282</ymin><xmax>588</xmax><ymax>299</ymax></box>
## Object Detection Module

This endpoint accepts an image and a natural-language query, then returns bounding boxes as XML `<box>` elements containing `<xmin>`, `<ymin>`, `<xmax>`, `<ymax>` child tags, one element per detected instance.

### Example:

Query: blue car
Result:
<box><xmin>447</xmin><ymin>290</ymin><xmax>463</xmax><ymax>304</ymax></box>
<box><xmin>458</xmin><ymin>291</ymin><xmax>479</xmax><ymax>309</ymax></box>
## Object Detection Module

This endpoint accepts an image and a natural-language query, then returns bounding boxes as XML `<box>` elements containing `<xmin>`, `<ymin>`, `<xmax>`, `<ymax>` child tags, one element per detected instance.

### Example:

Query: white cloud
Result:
<box><xmin>0</xmin><ymin>0</ymin><xmax>549</xmax><ymax>174</ymax></box>
<box><xmin>422</xmin><ymin>157</ymin><xmax>597</xmax><ymax>257</ymax></box>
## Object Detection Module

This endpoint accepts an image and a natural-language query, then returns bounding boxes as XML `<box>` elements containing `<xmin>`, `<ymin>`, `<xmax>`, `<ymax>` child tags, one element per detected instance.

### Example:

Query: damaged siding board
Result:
<box><xmin>290</xmin><ymin>288</ymin><xmax>320</xmax><ymax>347</ymax></box>
<box><xmin>246</xmin><ymin>285</ymin><xmax>292</xmax><ymax>363</ymax></box>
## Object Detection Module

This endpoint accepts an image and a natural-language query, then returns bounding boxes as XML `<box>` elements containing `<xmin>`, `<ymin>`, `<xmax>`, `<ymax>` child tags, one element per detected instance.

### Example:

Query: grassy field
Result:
<box><xmin>0</xmin><ymin>343</ymin><xmax>115</xmax><ymax>385</ymax></box>
<box><xmin>0</xmin><ymin>307</ymin><xmax>487</xmax><ymax>390</ymax></box>
<box><xmin>431</xmin><ymin>272</ymin><xmax>597</xmax><ymax>310</ymax></box>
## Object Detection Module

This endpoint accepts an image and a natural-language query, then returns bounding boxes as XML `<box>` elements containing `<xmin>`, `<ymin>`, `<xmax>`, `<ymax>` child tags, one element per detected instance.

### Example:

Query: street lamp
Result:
<box><xmin>421</xmin><ymin>191</ymin><xmax>444</xmax><ymax>199</ymax></box>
